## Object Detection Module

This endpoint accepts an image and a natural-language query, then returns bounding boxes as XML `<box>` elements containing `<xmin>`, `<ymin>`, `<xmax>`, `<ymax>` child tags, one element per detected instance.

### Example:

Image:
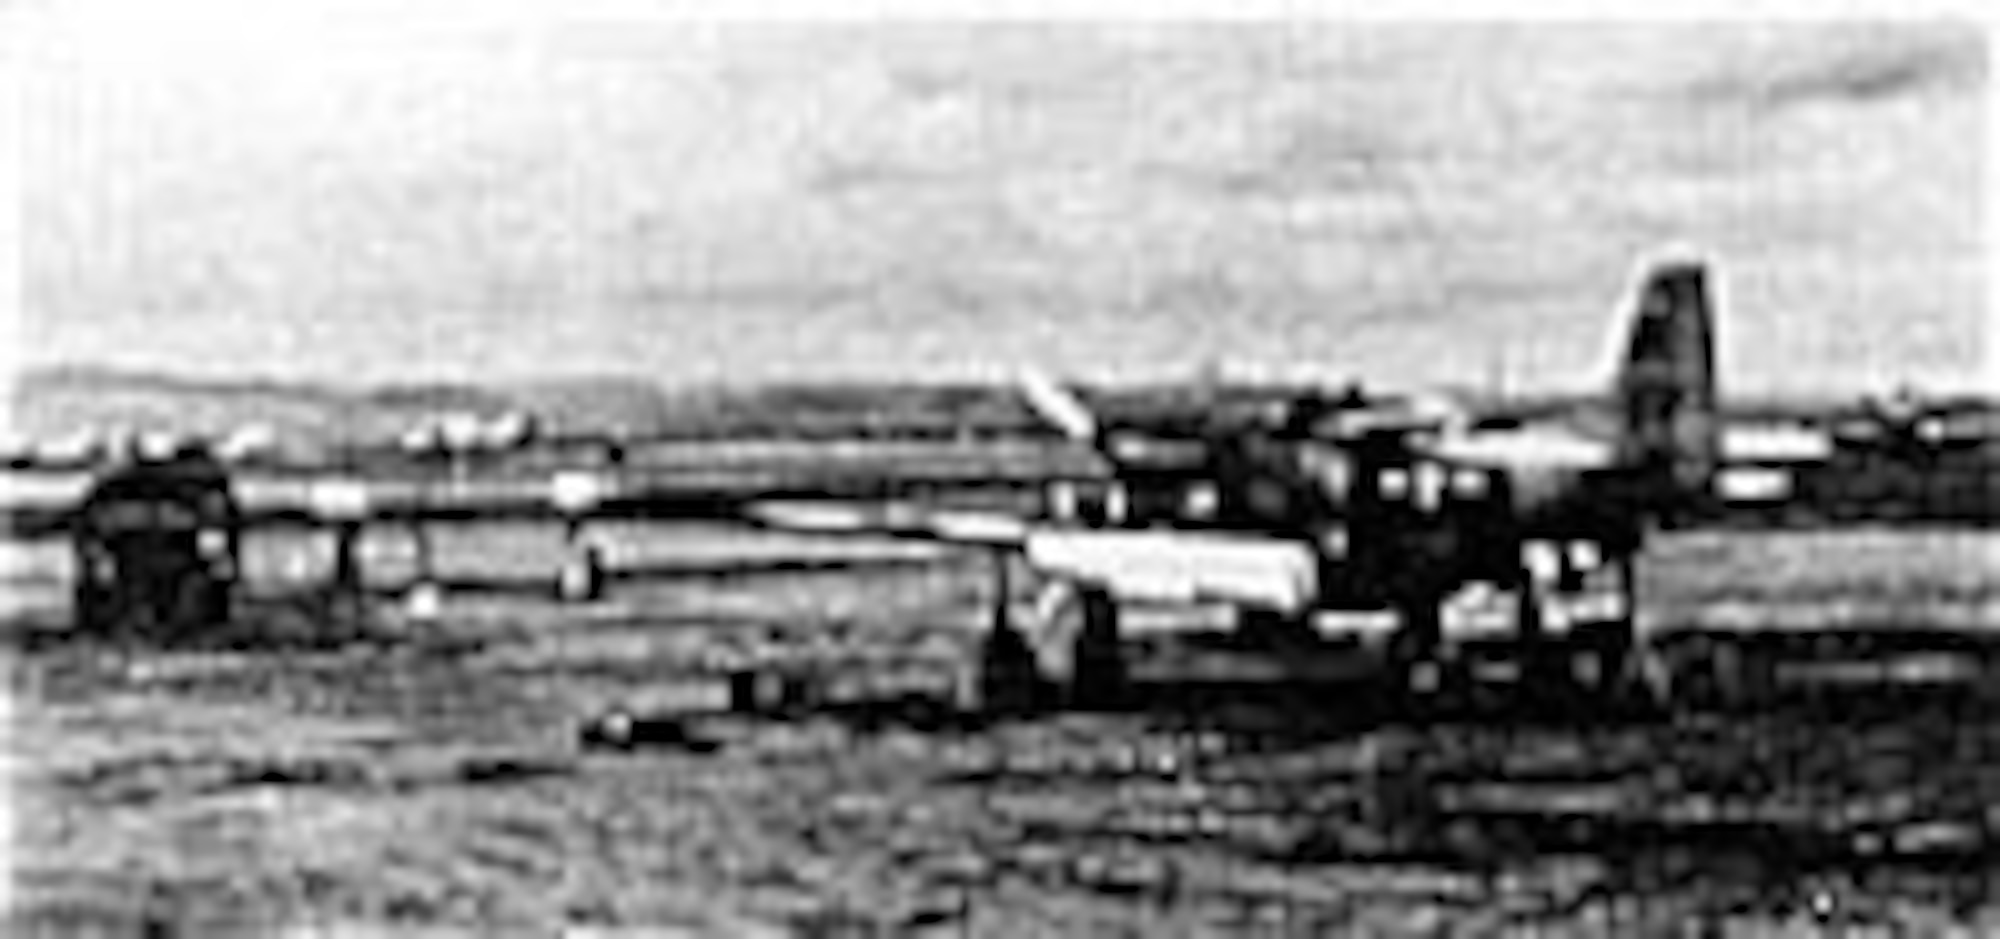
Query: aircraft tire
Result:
<box><xmin>1570</xmin><ymin>640</ymin><xmax>1662</xmax><ymax>717</ymax></box>
<box><xmin>1069</xmin><ymin>590</ymin><xmax>1127</xmax><ymax>711</ymax></box>
<box><xmin>1386</xmin><ymin>599</ymin><xmax>1450</xmax><ymax>715</ymax></box>
<box><xmin>1577</xmin><ymin>622</ymin><xmax>1638</xmax><ymax>696</ymax></box>
<box><xmin>1519</xmin><ymin>638</ymin><xmax>1582</xmax><ymax>714</ymax></box>
<box><xmin>1530</xmin><ymin>633</ymin><xmax>1660</xmax><ymax>718</ymax></box>
<box><xmin>977</xmin><ymin>619</ymin><xmax>1049</xmax><ymax>716</ymax></box>
<box><xmin>167</xmin><ymin>566</ymin><xmax>225</xmax><ymax>642</ymax></box>
<box><xmin>74</xmin><ymin>581</ymin><xmax>110</xmax><ymax>637</ymax></box>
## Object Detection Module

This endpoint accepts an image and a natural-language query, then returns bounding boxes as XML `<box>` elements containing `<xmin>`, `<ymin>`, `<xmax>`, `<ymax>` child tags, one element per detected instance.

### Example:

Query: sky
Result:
<box><xmin>11</xmin><ymin>7</ymin><xmax>1990</xmax><ymax>396</ymax></box>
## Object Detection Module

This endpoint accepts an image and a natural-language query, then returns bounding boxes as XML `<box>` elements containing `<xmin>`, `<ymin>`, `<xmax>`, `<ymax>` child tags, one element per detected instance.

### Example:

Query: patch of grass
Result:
<box><xmin>14</xmin><ymin>533</ymin><xmax>2000</xmax><ymax>933</ymax></box>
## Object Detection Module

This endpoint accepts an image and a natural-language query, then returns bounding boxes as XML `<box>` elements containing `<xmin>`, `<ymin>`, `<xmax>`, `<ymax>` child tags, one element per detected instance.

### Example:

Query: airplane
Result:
<box><xmin>731</xmin><ymin>259</ymin><xmax>1990</xmax><ymax>711</ymax></box>
<box><xmin>741</xmin><ymin>254</ymin><xmax>1725</xmax><ymax>710</ymax></box>
<box><xmin>4</xmin><ymin>253</ymin><xmax>1990</xmax><ymax>714</ymax></box>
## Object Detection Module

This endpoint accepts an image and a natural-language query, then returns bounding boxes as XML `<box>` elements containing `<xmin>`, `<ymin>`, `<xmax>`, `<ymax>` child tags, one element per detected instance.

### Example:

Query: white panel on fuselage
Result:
<box><xmin>1720</xmin><ymin>424</ymin><xmax>1833</xmax><ymax>461</ymax></box>
<box><xmin>1024</xmin><ymin>529</ymin><xmax>1318</xmax><ymax>613</ymax></box>
<box><xmin>1715</xmin><ymin>466</ymin><xmax>1794</xmax><ymax>501</ymax></box>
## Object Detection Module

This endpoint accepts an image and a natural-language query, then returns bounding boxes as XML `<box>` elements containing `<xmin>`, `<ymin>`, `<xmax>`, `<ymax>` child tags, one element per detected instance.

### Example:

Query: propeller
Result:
<box><xmin>1017</xmin><ymin>369</ymin><xmax>1100</xmax><ymax>443</ymax></box>
<box><xmin>1033</xmin><ymin>576</ymin><xmax>1078</xmax><ymax>628</ymax></box>
<box><xmin>988</xmin><ymin>544</ymin><xmax>1089</xmax><ymax>636</ymax></box>
<box><xmin>982</xmin><ymin>546</ymin><xmax>1080</xmax><ymax>632</ymax></box>
<box><xmin>1017</xmin><ymin>370</ymin><xmax>1220</xmax><ymax>476</ymax></box>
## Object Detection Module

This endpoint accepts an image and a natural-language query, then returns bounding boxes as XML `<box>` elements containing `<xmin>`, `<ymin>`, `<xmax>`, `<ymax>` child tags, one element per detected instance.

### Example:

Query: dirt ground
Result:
<box><xmin>8</xmin><ymin>530</ymin><xmax>2000</xmax><ymax>936</ymax></box>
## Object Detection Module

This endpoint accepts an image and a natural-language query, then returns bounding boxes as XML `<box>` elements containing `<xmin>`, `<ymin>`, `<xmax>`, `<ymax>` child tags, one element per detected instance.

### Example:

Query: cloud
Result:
<box><xmin>1674</xmin><ymin>24</ymin><xmax>1984</xmax><ymax>114</ymax></box>
<box><xmin>16</xmin><ymin>20</ymin><xmax>1983</xmax><ymax>392</ymax></box>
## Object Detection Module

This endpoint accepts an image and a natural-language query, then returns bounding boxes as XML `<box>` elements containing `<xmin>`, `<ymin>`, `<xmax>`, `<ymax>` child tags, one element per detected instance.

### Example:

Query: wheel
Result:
<box><xmin>1668</xmin><ymin>635</ymin><xmax>1727</xmax><ymax>710</ymax></box>
<box><xmin>973</xmin><ymin>565</ymin><xmax>1127</xmax><ymax>715</ymax></box>
<box><xmin>1068</xmin><ymin>589</ymin><xmax>1127</xmax><ymax>711</ymax></box>
<box><xmin>1386</xmin><ymin>599</ymin><xmax>1448</xmax><ymax>713</ymax></box>
<box><xmin>137</xmin><ymin>562</ymin><xmax>193</xmax><ymax>641</ymax></box>
<box><xmin>1567</xmin><ymin>636</ymin><xmax>1668</xmax><ymax>717</ymax></box>
<box><xmin>1680</xmin><ymin>636</ymin><xmax>1776</xmax><ymax>711</ymax></box>
<box><xmin>1730</xmin><ymin>640</ymin><xmax>1781</xmax><ymax>708</ymax></box>
<box><xmin>166</xmin><ymin>565</ymin><xmax>226</xmax><ymax>642</ymax></box>
<box><xmin>977</xmin><ymin>617</ymin><xmax>1049</xmax><ymax>716</ymax></box>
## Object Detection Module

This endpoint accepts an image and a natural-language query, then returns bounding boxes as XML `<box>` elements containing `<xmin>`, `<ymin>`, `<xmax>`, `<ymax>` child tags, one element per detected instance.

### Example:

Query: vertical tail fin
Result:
<box><xmin>1616</xmin><ymin>258</ymin><xmax>1719</xmax><ymax>498</ymax></box>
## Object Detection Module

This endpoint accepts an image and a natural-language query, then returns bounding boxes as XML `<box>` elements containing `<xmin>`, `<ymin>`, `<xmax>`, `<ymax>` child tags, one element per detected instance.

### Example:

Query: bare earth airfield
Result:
<box><xmin>7</xmin><ymin>377</ymin><xmax>2000</xmax><ymax>936</ymax></box>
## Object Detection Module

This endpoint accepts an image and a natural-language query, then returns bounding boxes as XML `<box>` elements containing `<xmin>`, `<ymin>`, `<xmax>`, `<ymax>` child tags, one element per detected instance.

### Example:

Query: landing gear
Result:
<box><xmin>970</xmin><ymin>551</ymin><xmax>1126</xmax><ymax>714</ymax></box>
<box><xmin>322</xmin><ymin>521</ymin><xmax>367</xmax><ymax>628</ymax></box>
<box><xmin>556</xmin><ymin>521</ymin><xmax>607</xmax><ymax>603</ymax></box>
<box><xmin>1386</xmin><ymin>597</ymin><xmax>1452</xmax><ymax>709</ymax></box>
<box><xmin>1520</xmin><ymin>553</ymin><xmax>1660</xmax><ymax>714</ymax></box>
<box><xmin>1068</xmin><ymin>589</ymin><xmax>1127</xmax><ymax>711</ymax></box>
<box><xmin>973</xmin><ymin>549</ymin><xmax>1042</xmax><ymax>713</ymax></box>
<box><xmin>976</xmin><ymin>612</ymin><xmax>1050</xmax><ymax>715</ymax></box>
<box><xmin>1376</xmin><ymin>550</ymin><xmax>1659</xmax><ymax>717</ymax></box>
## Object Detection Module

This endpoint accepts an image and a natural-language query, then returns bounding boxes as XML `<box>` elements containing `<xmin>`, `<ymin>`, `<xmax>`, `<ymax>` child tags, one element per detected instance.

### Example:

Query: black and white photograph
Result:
<box><xmin>6</xmin><ymin>6</ymin><xmax>1995</xmax><ymax>935</ymax></box>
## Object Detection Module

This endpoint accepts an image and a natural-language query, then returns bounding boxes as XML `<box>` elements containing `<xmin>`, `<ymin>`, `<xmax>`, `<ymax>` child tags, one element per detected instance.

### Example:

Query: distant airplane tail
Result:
<box><xmin>1613</xmin><ymin>257</ymin><xmax>1720</xmax><ymax>498</ymax></box>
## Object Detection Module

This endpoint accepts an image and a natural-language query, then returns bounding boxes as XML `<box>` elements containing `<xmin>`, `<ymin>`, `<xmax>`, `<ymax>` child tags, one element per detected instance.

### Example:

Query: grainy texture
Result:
<box><xmin>14</xmin><ymin>18</ymin><xmax>1988</xmax><ymax>936</ymax></box>
<box><xmin>3</xmin><ymin>531</ymin><xmax>2000</xmax><ymax>935</ymax></box>
<box><xmin>9</xmin><ymin>529</ymin><xmax>2000</xmax><ymax>935</ymax></box>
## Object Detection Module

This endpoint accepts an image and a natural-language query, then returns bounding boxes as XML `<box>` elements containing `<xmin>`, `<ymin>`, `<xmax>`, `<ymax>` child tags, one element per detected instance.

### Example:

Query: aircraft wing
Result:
<box><xmin>3</xmin><ymin>463</ymin><xmax>1316</xmax><ymax>613</ymax></box>
<box><xmin>266</xmin><ymin>552</ymin><xmax>948</xmax><ymax>606</ymax></box>
<box><xmin>0</xmin><ymin>463</ymin><xmax>1061</xmax><ymax>538</ymax></box>
<box><xmin>743</xmin><ymin>499</ymin><xmax>1319</xmax><ymax>613</ymax></box>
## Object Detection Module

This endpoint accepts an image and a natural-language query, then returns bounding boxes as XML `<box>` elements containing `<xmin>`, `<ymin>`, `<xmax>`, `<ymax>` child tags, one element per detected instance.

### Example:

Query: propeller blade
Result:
<box><xmin>1018</xmin><ymin>369</ymin><xmax>1099</xmax><ymax>442</ymax></box>
<box><xmin>1032</xmin><ymin>576</ymin><xmax>1077</xmax><ymax>627</ymax></box>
